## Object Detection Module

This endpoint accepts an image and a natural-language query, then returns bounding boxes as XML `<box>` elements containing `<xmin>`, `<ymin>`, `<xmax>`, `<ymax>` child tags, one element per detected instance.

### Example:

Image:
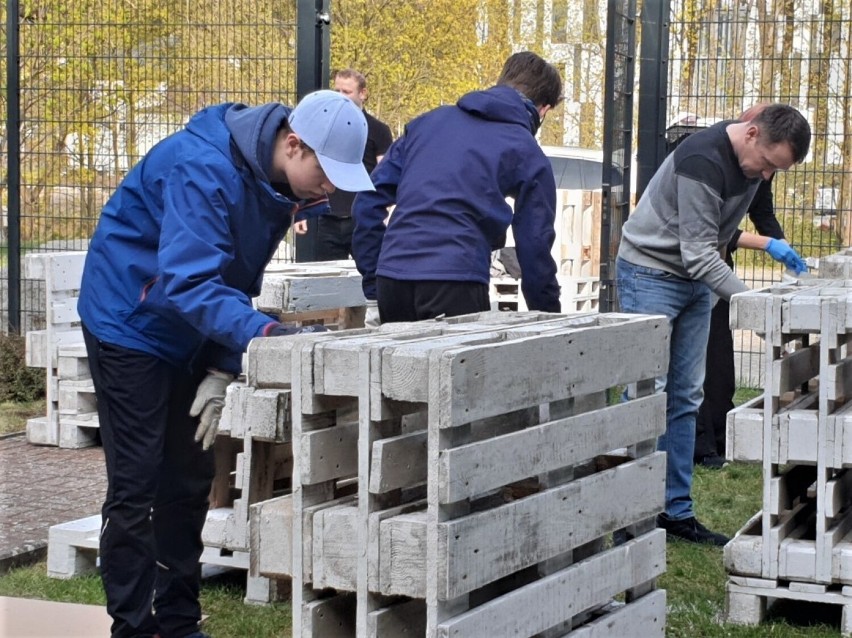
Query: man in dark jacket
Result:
<box><xmin>314</xmin><ymin>68</ymin><xmax>393</xmax><ymax>260</ymax></box>
<box><xmin>77</xmin><ymin>90</ymin><xmax>373</xmax><ymax>638</ymax></box>
<box><xmin>351</xmin><ymin>51</ymin><xmax>563</xmax><ymax>325</ymax></box>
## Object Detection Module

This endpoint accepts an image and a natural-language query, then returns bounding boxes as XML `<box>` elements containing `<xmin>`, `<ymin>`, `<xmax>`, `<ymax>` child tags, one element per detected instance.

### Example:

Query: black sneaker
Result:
<box><xmin>657</xmin><ymin>514</ymin><xmax>729</xmax><ymax>546</ymax></box>
<box><xmin>696</xmin><ymin>454</ymin><xmax>728</xmax><ymax>469</ymax></box>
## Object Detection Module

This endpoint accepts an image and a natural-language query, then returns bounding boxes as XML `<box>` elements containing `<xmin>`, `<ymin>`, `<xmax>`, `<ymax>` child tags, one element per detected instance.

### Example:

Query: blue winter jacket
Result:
<box><xmin>351</xmin><ymin>85</ymin><xmax>560</xmax><ymax>312</ymax></box>
<box><xmin>78</xmin><ymin>103</ymin><xmax>327</xmax><ymax>373</ymax></box>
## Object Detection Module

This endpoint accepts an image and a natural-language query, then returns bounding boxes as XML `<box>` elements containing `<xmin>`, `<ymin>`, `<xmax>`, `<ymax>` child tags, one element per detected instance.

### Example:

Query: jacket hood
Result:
<box><xmin>222</xmin><ymin>103</ymin><xmax>292</xmax><ymax>183</ymax></box>
<box><xmin>456</xmin><ymin>85</ymin><xmax>538</xmax><ymax>133</ymax></box>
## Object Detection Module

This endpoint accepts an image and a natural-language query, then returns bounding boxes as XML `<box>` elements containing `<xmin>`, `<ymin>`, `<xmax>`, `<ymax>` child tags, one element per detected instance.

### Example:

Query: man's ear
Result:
<box><xmin>744</xmin><ymin>123</ymin><xmax>760</xmax><ymax>143</ymax></box>
<box><xmin>282</xmin><ymin>132</ymin><xmax>302</xmax><ymax>157</ymax></box>
<box><xmin>538</xmin><ymin>104</ymin><xmax>552</xmax><ymax>120</ymax></box>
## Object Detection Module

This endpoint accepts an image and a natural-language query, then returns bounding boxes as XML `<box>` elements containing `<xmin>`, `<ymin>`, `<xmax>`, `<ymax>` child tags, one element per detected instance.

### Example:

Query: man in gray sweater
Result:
<box><xmin>617</xmin><ymin>104</ymin><xmax>811</xmax><ymax>545</ymax></box>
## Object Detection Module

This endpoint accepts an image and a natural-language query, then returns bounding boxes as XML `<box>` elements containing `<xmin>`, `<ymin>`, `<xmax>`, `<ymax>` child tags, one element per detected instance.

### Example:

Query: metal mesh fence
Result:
<box><xmin>666</xmin><ymin>0</ymin><xmax>852</xmax><ymax>386</ymax></box>
<box><xmin>2</xmin><ymin>0</ymin><xmax>299</xmax><ymax>333</ymax></box>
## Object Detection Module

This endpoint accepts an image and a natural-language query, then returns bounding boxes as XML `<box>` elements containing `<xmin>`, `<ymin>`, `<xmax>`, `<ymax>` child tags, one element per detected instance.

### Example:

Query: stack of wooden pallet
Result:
<box><xmin>819</xmin><ymin>248</ymin><xmax>852</xmax><ymax>279</ymax></box>
<box><xmin>245</xmin><ymin>309</ymin><xmax>669</xmax><ymax>636</ymax></box>
<box><xmin>494</xmin><ymin>189</ymin><xmax>602</xmax><ymax>314</ymax></box>
<box><xmin>23</xmin><ymin>252</ymin><xmax>94</xmax><ymax>448</ymax></box>
<box><xmin>725</xmin><ymin>278</ymin><xmax>852</xmax><ymax>633</ymax></box>
<box><xmin>23</xmin><ymin>252</ymin><xmax>367</xmax><ymax>449</ymax></box>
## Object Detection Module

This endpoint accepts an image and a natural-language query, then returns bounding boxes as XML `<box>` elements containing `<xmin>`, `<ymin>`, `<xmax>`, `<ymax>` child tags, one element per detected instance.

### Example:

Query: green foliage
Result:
<box><xmin>331</xmin><ymin>0</ymin><xmax>511</xmax><ymax>135</ymax></box>
<box><xmin>0</xmin><ymin>333</ymin><xmax>46</xmax><ymax>403</ymax></box>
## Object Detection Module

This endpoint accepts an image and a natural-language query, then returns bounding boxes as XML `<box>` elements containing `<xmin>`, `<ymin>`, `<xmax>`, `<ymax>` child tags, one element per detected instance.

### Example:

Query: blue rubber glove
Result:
<box><xmin>765</xmin><ymin>239</ymin><xmax>808</xmax><ymax>274</ymax></box>
<box><xmin>267</xmin><ymin>323</ymin><xmax>329</xmax><ymax>337</ymax></box>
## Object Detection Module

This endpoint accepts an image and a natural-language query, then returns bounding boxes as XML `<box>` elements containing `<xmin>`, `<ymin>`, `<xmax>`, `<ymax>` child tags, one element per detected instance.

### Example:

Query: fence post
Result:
<box><xmin>295</xmin><ymin>0</ymin><xmax>331</xmax><ymax>262</ymax></box>
<box><xmin>5</xmin><ymin>0</ymin><xmax>22</xmax><ymax>334</ymax></box>
<box><xmin>635</xmin><ymin>0</ymin><xmax>670</xmax><ymax>201</ymax></box>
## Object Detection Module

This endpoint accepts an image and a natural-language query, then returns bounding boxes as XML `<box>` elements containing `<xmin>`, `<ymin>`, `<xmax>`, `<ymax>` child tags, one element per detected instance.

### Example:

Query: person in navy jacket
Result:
<box><xmin>351</xmin><ymin>52</ymin><xmax>563</xmax><ymax>326</ymax></box>
<box><xmin>77</xmin><ymin>90</ymin><xmax>373</xmax><ymax>638</ymax></box>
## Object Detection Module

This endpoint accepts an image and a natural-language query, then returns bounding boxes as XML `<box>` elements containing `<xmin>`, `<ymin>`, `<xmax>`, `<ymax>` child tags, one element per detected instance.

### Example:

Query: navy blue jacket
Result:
<box><xmin>351</xmin><ymin>85</ymin><xmax>560</xmax><ymax>312</ymax></box>
<box><xmin>78</xmin><ymin>103</ymin><xmax>327</xmax><ymax>373</ymax></box>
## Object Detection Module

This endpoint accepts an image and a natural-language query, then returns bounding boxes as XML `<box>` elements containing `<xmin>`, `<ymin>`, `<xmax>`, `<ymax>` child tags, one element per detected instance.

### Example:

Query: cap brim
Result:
<box><xmin>317</xmin><ymin>154</ymin><xmax>376</xmax><ymax>192</ymax></box>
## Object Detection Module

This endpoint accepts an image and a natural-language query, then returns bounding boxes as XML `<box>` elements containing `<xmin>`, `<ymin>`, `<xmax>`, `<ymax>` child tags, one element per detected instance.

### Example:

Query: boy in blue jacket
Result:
<box><xmin>352</xmin><ymin>51</ymin><xmax>563</xmax><ymax>326</ymax></box>
<box><xmin>77</xmin><ymin>90</ymin><xmax>373</xmax><ymax>638</ymax></box>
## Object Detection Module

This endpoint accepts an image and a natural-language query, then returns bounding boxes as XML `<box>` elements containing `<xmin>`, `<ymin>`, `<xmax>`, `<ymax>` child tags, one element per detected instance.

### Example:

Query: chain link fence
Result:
<box><xmin>665</xmin><ymin>0</ymin><xmax>851</xmax><ymax>386</ymax></box>
<box><xmin>2</xmin><ymin>0</ymin><xmax>302</xmax><ymax>333</ymax></box>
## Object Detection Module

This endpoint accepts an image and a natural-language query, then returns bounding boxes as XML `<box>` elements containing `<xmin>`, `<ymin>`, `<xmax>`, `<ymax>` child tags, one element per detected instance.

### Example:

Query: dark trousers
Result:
<box><xmin>377</xmin><ymin>276</ymin><xmax>491</xmax><ymax>322</ymax></box>
<box><xmin>694</xmin><ymin>298</ymin><xmax>735</xmax><ymax>460</ymax></box>
<box><xmin>83</xmin><ymin>325</ymin><xmax>214</xmax><ymax>638</ymax></box>
<box><xmin>315</xmin><ymin>215</ymin><xmax>354</xmax><ymax>261</ymax></box>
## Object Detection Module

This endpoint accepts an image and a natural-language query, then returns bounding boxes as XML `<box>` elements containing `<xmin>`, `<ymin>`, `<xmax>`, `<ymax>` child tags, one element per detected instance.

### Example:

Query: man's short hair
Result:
<box><xmin>497</xmin><ymin>52</ymin><xmax>563</xmax><ymax>109</ymax></box>
<box><xmin>334</xmin><ymin>68</ymin><xmax>367</xmax><ymax>92</ymax></box>
<box><xmin>751</xmin><ymin>103</ymin><xmax>811</xmax><ymax>164</ymax></box>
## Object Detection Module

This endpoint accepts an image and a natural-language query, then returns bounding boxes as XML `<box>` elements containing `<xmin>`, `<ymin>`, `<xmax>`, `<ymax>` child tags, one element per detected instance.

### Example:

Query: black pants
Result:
<box><xmin>83</xmin><ymin>325</ymin><xmax>214</xmax><ymax>638</ymax></box>
<box><xmin>315</xmin><ymin>215</ymin><xmax>354</xmax><ymax>261</ymax></box>
<box><xmin>694</xmin><ymin>298</ymin><xmax>735</xmax><ymax>460</ymax></box>
<box><xmin>377</xmin><ymin>276</ymin><xmax>490</xmax><ymax>322</ymax></box>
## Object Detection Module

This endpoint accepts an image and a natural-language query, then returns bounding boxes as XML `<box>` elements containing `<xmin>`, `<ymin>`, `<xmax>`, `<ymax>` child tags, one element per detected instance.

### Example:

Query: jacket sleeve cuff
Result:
<box><xmin>260</xmin><ymin>321</ymin><xmax>280</xmax><ymax>337</ymax></box>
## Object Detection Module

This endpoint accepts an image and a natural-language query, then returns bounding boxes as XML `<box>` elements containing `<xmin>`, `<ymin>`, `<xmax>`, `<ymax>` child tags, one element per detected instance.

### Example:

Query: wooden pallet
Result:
<box><xmin>726</xmin><ymin>576</ymin><xmax>852</xmax><ymax>635</ymax></box>
<box><xmin>728</xmin><ymin>284</ymin><xmax>852</xmax><ymax>587</ymax></box>
<box><xmin>247</xmin><ymin>311</ymin><xmax>669</xmax><ymax>636</ymax></box>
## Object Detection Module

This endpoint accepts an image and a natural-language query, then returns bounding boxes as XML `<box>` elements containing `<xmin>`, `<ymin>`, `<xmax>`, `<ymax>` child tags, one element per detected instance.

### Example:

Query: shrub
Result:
<box><xmin>0</xmin><ymin>333</ymin><xmax>46</xmax><ymax>402</ymax></box>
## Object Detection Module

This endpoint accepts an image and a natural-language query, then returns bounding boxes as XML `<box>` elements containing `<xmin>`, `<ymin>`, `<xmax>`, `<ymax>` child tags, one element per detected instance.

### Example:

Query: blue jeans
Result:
<box><xmin>616</xmin><ymin>258</ymin><xmax>712</xmax><ymax>520</ymax></box>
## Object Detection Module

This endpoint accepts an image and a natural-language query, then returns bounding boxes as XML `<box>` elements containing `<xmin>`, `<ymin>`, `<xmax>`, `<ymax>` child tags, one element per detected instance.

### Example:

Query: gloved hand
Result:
<box><xmin>765</xmin><ymin>238</ymin><xmax>808</xmax><ymax>274</ymax></box>
<box><xmin>267</xmin><ymin>323</ymin><xmax>329</xmax><ymax>336</ymax></box>
<box><xmin>365</xmin><ymin>300</ymin><xmax>381</xmax><ymax>328</ymax></box>
<box><xmin>190</xmin><ymin>369</ymin><xmax>235</xmax><ymax>450</ymax></box>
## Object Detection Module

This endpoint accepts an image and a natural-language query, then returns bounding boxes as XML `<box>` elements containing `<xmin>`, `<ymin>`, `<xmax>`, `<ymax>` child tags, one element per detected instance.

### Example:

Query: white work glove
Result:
<box><xmin>190</xmin><ymin>369</ymin><xmax>235</xmax><ymax>450</ymax></box>
<box><xmin>365</xmin><ymin>299</ymin><xmax>381</xmax><ymax>328</ymax></box>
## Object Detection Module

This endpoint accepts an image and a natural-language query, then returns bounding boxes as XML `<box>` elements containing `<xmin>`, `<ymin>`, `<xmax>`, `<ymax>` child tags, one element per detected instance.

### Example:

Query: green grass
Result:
<box><xmin>0</xmin><ymin>400</ymin><xmax>44</xmax><ymax>436</ymax></box>
<box><xmin>0</xmin><ymin>562</ymin><xmax>292</xmax><ymax>637</ymax></box>
<box><xmin>0</xmin><ymin>386</ymin><xmax>842</xmax><ymax>636</ymax></box>
<box><xmin>663</xmin><ymin>386</ymin><xmax>840</xmax><ymax>637</ymax></box>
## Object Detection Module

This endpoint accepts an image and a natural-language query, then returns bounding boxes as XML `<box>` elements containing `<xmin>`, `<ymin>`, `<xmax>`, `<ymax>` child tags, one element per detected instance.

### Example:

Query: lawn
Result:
<box><xmin>0</xmin><ymin>387</ymin><xmax>843</xmax><ymax>637</ymax></box>
<box><xmin>0</xmin><ymin>400</ymin><xmax>44</xmax><ymax>436</ymax></box>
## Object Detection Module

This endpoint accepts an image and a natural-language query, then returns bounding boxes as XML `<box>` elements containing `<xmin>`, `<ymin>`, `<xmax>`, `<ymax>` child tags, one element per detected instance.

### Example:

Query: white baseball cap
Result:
<box><xmin>288</xmin><ymin>90</ymin><xmax>375</xmax><ymax>192</ymax></box>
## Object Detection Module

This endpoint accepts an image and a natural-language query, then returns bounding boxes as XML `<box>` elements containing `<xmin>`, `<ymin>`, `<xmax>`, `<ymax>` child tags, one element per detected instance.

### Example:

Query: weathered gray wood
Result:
<box><xmin>432</xmin><ymin>316</ymin><xmax>668</xmax><ymax>428</ymax></box>
<box><xmin>250</xmin><ymin>495</ymin><xmax>293</xmax><ymax>578</ymax></box>
<box><xmin>726</xmin><ymin>395</ymin><xmax>764</xmax><ymax>462</ymax></box>
<box><xmin>316</xmin><ymin>327</ymin><xmax>448</xmax><ymax>397</ymax></box>
<box><xmin>380</xmin><ymin>331</ymin><xmax>507</xmax><ymax>403</ymax></box>
<box><xmin>827</xmin><ymin>354</ymin><xmax>852</xmax><ymax>403</ymax></box>
<box><xmin>370</xmin><ymin>430</ymin><xmax>428</xmax><ymax>494</ymax></box>
<box><xmin>378</xmin><ymin>509</ymin><xmax>428</xmax><ymax>598</ymax></box>
<box><xmin>312</xmin><ymin>503</ymin><xmax>358</xmax><ymax>591</ymax></box>
<box><xmin>825</xmin><ymin>471</ymin><xmax>852</xmax><ymax>518</ymax></box>
<box><xmin>778</xmin><ymin>408</ymin><xmax>818</xmax><ymax>465</ymax></box>
<box><xmin>437</xmin><ymin>453</ymin><xmax>666</xmax><ymax>599</ymax></box>
<box><xmin>434</xmin><ymin>531</ymin><xmax>665</xmax><ymax>638</ymax></box>
<box><xmin>300</xmin><ymin>421</ymin><xmax>359</xmax><ymax>485</ymax></box>
<box><xmin>367</xmin><ymin>598</ymin><xmax>426</xmax><ymax>636</ymax></box>
<box><xmin>566</xmin><ymin>589</ymin><xmax>666</xmax><ymax>637</ymax></box>
<box><xmin>290</xmin><ymin>337</ymin><xmax>341</xmax><ymax>634</ymax></box>
<box><xmin>770</xmin><ymin>342</ymin><xmax>819</xmax><ymax>397</ymax></box>
<box><xmin>725</xmin><ymin>585</ymin><xmax>768</xmax><ymax>626</ymax></box>
<box><xmin>769</xmin><ymin>465</ymin><xmax>816</xmax><ymax>515</ymax></box>
<box><xmin>302</xmin><ymin>593</ymin><xmax>357</xmax><ymax>637</ymax></box>
<box><xmin>256</xmin><ymin>270</ymin><xmax>365</xmax><ymax>313</ymax></box>
<box><xmin>246</xmin><ymin>330</ymin><xmax>369</xmax><ymax>389</ymax></box>
<box><xmin>438</xmin><ymin>395</ymin><xmax>665</xmax><ymax>502</ymax></box>
<box><xmin>727</xmin><ymin>579</ymin><xmax>852</xmax><ymax>612</ymax></box>
<box><xmin>833</xmin><ymin>401</ymin><xmax>852</xmax><ymax>468</ymax></box>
